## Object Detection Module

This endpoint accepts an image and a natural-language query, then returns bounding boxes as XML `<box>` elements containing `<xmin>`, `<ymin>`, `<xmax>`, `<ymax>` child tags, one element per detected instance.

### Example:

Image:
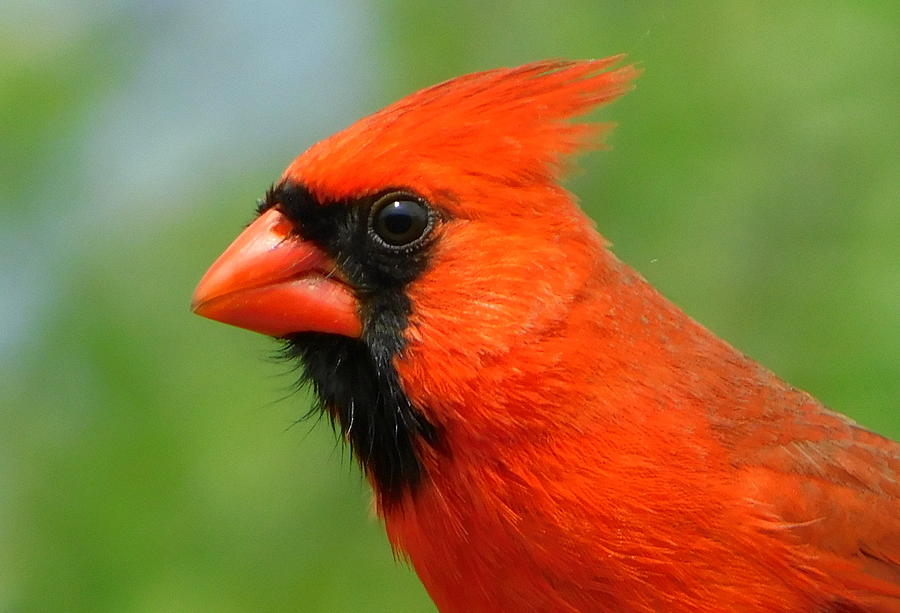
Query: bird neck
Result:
<box><xmin>398</xmin><ymin>244</ymin><xmax>734</xmax><ymax>446</ymax></box>
<box><xmin>379</xmin><ymin>248</ymin><xmax>749</xmax><ymax>609</ymax></box>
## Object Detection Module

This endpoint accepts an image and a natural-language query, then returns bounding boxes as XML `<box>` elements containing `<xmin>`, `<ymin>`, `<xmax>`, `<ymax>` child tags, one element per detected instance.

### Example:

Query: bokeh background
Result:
<box><xmin>2</xmin><ymin>2</ymin><xmax>897</xmax><ymax>611</ymax></box>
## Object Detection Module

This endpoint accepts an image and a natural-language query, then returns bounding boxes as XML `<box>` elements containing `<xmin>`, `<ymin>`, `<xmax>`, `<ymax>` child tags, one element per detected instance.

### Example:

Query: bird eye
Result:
<box><xmin>370</xmin><ymin>194</ymin><xmax>433</xmax><ymax>248</ymax></box>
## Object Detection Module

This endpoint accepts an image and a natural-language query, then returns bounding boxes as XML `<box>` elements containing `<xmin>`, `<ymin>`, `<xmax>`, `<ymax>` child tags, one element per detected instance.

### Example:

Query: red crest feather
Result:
<box><xmin>283</xmin><ymin>57</ymin><xmax>639</xmax><ymax>202</ymax></box>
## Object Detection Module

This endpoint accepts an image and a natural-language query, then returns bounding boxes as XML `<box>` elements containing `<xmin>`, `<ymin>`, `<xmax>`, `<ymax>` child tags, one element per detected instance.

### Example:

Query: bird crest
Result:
<box><xmin>284</xmin><ymin>58</ymin><xmax>639</xmax><ymax>203</ymax></box>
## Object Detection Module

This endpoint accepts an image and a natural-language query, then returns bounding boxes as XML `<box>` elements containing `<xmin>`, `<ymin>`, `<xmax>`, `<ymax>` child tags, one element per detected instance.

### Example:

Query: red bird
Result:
<box><xmin>192</xmin><ymin>58</ymin><xmax>900</xmax><ymax>612</ymax></box>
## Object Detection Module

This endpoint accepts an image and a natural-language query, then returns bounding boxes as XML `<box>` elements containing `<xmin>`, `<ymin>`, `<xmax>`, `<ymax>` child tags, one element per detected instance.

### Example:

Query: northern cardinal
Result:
<box><xmin>192</xmin><ymin>58</ymin><xmax>899</xmax><ymax>612</ymax></box>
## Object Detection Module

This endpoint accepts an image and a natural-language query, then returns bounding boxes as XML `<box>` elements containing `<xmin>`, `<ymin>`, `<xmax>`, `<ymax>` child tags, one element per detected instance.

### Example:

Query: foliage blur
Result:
<box><xmin>2</xmin><ymin>2</ymin><xmax>897</xmax><ymax>611</ymax></box>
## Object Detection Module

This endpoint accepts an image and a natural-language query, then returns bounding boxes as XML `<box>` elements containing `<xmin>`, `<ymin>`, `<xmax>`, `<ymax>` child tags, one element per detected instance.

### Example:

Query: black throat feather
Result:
<box><xmin>280</xmin><ymin>332</ymin><xmax>438</xmax><ymax>504</ymax></box>
<box><xmin>265</xmin><ymin>181</ymin><xmax>440</xmax><ymax>505</ymax></box>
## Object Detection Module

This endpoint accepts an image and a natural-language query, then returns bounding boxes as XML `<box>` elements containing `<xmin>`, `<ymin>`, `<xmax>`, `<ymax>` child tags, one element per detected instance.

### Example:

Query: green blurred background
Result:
<box><xmin>2</xmin><ymin>2</ymin><xmax>897</xmax><ymax>611</ymax></box>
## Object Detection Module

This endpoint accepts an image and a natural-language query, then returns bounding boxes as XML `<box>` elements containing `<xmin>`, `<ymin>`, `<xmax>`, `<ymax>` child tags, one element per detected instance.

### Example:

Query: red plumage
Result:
<box><xmin>194</xmin><ymin>58</ymin><xmax>900</xmax><ymax>611</ymax></box>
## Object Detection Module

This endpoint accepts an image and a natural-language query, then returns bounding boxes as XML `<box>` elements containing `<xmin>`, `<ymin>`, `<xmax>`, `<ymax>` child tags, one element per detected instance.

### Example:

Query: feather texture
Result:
<box><xmin>201</xmin><ymin>57</ymin><xmax>899</xmax><ymax>611</ymax></box>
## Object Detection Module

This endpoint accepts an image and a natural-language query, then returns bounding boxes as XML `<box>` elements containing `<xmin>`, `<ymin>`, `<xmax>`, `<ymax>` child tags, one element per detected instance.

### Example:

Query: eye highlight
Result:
<box><xmin>369</xmin><ymin>193</ymin><xmax>433</xmax><ymax>249</ymax></box>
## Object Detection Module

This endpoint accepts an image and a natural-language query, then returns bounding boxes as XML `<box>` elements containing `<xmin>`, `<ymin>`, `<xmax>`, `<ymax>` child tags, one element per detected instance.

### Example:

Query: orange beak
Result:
<box><xmin>191</xmin><ymin>208</ymin><xmax>363</xmax><ymax>338</ymax></box>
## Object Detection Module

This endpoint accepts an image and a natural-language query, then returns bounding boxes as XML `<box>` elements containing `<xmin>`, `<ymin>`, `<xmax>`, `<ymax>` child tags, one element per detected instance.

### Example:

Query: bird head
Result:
<box><xmin>192</xmin><ymin>58</ymin><xmax>638</xmax><ymax>507</ymax></box>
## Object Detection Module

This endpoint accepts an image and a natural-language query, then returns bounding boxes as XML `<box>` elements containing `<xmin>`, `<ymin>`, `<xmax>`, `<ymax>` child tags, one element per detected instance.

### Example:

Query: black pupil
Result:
<box><xmin>375</xmin><ymin>200</ymin><xmax>428</xmax><ymax>246</ymax></box>
<box><xmin>383</xmin><ymin>203</ymin><xmax>413</xmax><ymax>234</ymax></box>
